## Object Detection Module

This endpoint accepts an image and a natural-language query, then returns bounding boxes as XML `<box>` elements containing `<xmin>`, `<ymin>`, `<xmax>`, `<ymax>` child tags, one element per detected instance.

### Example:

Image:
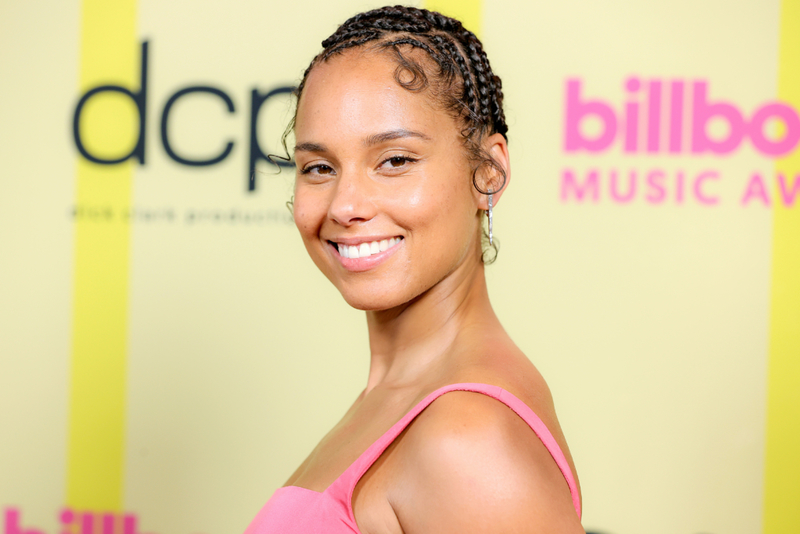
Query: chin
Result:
<box><xmin>336</xmin><ymin>281</ymin><xmax>416</xmax><ymax>312</ymax></box>
<box><xmin>339</xmin><ymin>292</ymin><xmax>400</xmax><ymax>312</ymax></box>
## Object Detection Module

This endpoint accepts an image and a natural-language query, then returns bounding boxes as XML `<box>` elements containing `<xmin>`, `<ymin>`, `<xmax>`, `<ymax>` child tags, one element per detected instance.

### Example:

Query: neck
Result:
<box><xmin>363</xmin><ymin>258</ymin><xmax>499</xmax><ymax>393</ymax></box>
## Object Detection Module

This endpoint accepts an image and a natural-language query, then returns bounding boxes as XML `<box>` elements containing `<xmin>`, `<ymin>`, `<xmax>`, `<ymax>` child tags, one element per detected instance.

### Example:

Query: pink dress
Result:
<box><xmin>244</xmin><ymin>383</ymin><xmax>581</xmax><ymax>533</ymax></box>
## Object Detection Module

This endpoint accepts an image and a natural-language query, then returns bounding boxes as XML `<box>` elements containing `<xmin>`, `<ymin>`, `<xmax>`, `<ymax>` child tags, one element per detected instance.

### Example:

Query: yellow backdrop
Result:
<box><xmin>1</xmin><ymin>1</ymin><xmax>797</xmax><ymax>533</ymax></box>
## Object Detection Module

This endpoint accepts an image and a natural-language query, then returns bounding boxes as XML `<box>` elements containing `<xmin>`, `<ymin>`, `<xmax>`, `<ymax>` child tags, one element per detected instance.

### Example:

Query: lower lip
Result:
<box><xmin>331</xmin><ymin>240</ymin><xmax>402</xmax><ymax>272</ymax></box>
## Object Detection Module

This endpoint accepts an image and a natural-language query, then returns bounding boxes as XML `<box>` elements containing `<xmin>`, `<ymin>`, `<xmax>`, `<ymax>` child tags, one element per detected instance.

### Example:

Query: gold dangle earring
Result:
<box><xmin>473</xmin><ymin>161</ymin><xmax>504</xmax><ymax>248</ymax></box>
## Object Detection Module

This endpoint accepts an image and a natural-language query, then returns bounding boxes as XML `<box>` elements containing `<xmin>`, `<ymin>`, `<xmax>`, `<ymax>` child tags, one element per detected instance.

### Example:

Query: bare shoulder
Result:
<box><xmin>389</xmin><ymin>390</ymin><xmax>583</xmax><ymax>534</ymax></box>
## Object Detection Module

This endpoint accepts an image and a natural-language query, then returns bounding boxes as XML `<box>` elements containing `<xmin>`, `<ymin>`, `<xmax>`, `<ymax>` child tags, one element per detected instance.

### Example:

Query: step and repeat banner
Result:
<box><xmin>1</xmin><ymin>0</ymin><xmax>798</xmax><ymax>533</ymax></box>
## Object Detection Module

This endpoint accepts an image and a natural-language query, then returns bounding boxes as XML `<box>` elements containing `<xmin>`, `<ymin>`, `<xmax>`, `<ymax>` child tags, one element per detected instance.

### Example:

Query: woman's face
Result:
<box><xmin>292</xmin><ymin>49</ymin><xmax>497</xmax><ymax>311</ymax></box>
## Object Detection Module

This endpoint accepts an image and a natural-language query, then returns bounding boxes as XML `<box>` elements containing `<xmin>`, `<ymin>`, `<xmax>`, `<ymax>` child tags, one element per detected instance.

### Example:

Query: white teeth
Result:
<box><xmin>337</xmin><ymin>237</ymin><xmax>402</xmax><ymax>259</ymax></box>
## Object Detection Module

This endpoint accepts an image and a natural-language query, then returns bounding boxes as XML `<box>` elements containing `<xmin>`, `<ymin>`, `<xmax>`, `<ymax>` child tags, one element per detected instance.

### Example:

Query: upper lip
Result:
<box><xmin>326</xmin><ymin>235</ymin><xmax>402</xmax><ymax>246</ymax></box>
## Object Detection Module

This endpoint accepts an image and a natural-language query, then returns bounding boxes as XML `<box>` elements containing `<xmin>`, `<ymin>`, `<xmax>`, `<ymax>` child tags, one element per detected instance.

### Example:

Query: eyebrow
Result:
<box><xmin>294</xmin><ymin>128</ymin><xmax>432</xmax><ymax>154</ymax></box>
<box><xmin>363</xmin><ymin>128</ymin><xmax>432</xmax><ymax>146</ymax></box>
<box><xmin>294</xmin><ymin>142</ymin><xmax>327</xmax><ymax>153</ymax></box>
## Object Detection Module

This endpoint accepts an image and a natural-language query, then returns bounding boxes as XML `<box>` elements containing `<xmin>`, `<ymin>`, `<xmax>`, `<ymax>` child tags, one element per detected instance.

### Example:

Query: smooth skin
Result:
<box><xmin>288</xmin><ymin>48</ymin><xmax>583</xmax><ymax>534</ymax></box>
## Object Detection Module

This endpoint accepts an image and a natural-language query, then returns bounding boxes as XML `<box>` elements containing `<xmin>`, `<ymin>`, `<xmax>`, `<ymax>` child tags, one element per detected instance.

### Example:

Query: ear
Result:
<box><xmin>472</xmin><ymin>132</ymin><xmax>511</xmax><ymax>211</ymax></box>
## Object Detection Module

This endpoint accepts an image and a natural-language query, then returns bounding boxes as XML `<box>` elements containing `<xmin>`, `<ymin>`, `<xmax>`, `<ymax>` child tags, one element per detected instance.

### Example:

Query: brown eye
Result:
<box><xmin>382</xmin><ymin>155</ymin><xmax>416</xmax><ymax>170</ymax></box>
<box><xmin>301</xmin><ymin>163</ymin><xmax>334</xmax><ymax>175</ymax></box>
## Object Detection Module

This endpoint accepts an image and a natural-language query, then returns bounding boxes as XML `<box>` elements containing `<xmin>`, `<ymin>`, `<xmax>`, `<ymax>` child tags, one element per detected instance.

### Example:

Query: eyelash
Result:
<box><xmin>300</xmin><ymin>163</ymin><xmax>334</xmax><ymax>175</ymax></box>
<box><xmin>381</xmin><ymin>155</ymin><xmax>417</xmax><ymax>169</ymax></box>
<box><xmin>300</xmin><ymin>155</ymin><xmax>418</xmax><ymax>175</ymax></box>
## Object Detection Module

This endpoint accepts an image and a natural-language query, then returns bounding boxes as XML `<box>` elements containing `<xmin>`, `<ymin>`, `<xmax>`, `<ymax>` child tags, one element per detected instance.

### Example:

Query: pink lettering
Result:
<box><xmin>691</xmin><ymin>81</ymin><xmax>746</xmax><ymax>154</ymax></box>
<box><xmin>81</xmin><ymin>514</ymin><xmax>93</xmax><ymax>534</ymax></box>
<box><xmin>561</xmin><ymin>168</ymin><xmax>599</xmax><ymax>202</ymax></box>
<box><xmin>645</xmin><ymin>169</ymin><xmax>666</xmax><ymax>203</ymax></box>
<box><xmin>102</xmin><ymin>515</ymin><xmax>116</xmax><ymax>534</ymax></box>
<box><xmin>59</xmin><ymin>509</ymin><xmax>75</xmax><ymax>534</ymax></box>
<box><xmin>564</xmin><ymin>79</ymin><xmax>617</xmax><ymax>152</ymax></box>
<box><xmin>741</xmin><ymin>173</ymin><xmax>771</xmax><ymax>206</ymax></box>
<box><xmin>647</xmin><ymin>80</ymin><xmax>662</xmax><ymax>152</ymax></box>
<box><xmin>609</xmin><ymin>169</ymin><xmax>636</xmax><ymax>202</ymax></box>
<box><xmin>749</xmin><ymin>104</ymin><xmax>800</xmax><ymax>156</ymax></box>
<box><xmin>669</xmin><ymin>80</ymin><xmax>685</xmax><ymax>153</ymax></box>
<box><xmin>560</xmin><ymin>167</ymin><xmax>719</xmax><ymax>205</ymax></box>
<box><xmin>124</xmin><ymin>516</ymin><xmax>136</xmax><ymax>534</ymax></box>
<box><xmin>564</xmin><ymin>77</ymin><xmax>800</xmax><ymax>158</ymax></box>
<box><xmin>4</xmin><ymin>509</ymin><xmax>167</xmax><ymax>534</ymax></box>
<box><xmin>123</xmin><ymin>514</ymin><xmax>151</xmax><ymax>534</ymax></box>
<box><xmin>693</xmin><ymin>171</ymin><xmax>720</xmax><ymax>205</ymax></box>
<box><xmin>4</xmin><ymin>509</ymin><xmax>44</xmax><ymax>534</ymax></box>
<box><xmin>777</xmin><ymin>172</ymin><xmax>800</xmax><ymax>207</ymax></box>
<box><xmin>624</xmin><ymin>78</ymin><xmax>641</xmax><ymax>153</ymax></box>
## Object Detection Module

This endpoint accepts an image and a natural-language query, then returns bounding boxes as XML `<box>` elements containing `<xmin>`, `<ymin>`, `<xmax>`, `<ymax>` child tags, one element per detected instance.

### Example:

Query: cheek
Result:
<box><xmin>292</xmin><ymin>205</ymin><xmax>310</xmax><ymax>238</ymax></box>
<box><xmin>292</xmin><ymin>189</ymin><xmax>324</xmax><ymax>238</ymax></box>
<box><xmin>387</xmin><ymin>172</ymin><xmax>477</xmax><ymax>242</ymax></box>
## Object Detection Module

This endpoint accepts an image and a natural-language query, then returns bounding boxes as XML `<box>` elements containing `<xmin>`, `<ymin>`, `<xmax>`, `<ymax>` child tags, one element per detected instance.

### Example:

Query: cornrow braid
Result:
<box><xmin>292</xmin><ymin>5</ymin><xmax>508</xmax><ymax>145</ymax></box>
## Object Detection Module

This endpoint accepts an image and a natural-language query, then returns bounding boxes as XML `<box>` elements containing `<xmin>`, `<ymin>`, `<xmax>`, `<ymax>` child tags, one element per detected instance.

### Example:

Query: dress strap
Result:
<box><xmin>333</xmin><ymin>382</ymin><xmax>581</xmax><ymax>520</ymax></box>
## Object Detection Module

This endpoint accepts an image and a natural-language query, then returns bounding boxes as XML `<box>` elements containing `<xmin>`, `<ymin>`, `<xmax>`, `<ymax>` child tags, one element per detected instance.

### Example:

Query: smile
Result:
<box><xmin>335</xmin><ymin>237</ymin><xmax>403</xmax><ymax>259</ymax></box>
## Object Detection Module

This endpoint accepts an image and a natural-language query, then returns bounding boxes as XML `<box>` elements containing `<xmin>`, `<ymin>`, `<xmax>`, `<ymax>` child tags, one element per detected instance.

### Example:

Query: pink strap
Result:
<box><xmin>336</xmin><ymin>383</ymin><xmax>581</xmax><ymax>520</ymax></box>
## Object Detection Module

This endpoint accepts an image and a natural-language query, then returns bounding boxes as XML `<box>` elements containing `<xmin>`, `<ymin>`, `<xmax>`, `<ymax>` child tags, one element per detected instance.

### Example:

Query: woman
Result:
<box><xmin>245</xmin><ymin>6</ymin><xmax>582</xmax><ymax>533</ymax></box>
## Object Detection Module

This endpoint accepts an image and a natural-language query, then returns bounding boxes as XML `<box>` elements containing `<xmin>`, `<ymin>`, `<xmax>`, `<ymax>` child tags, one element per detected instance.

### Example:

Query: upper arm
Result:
<box><xmin>389</xmin><ymin>392</ymin><xmax>583</xmax><ymax>534</ymax></box>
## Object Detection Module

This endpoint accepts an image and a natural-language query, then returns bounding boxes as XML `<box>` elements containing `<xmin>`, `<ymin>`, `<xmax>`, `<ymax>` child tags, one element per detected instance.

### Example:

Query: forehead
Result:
<box><xmin>295</xmin><ymin>49</ymin><xmax>453</xmax><ymax>141</ymax></box>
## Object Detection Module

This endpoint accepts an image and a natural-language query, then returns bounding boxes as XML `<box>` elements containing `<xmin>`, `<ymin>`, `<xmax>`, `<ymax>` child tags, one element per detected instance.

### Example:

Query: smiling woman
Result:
<box><xmin>244</xmin><ymin>6</ymin><xmax>583</xmax><ymax>534</ymax></box>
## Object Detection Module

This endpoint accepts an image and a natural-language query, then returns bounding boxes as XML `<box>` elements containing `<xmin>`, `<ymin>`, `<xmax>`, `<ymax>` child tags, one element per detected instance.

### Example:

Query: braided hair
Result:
<box><xmin>288</xmin><ymin>5</ymin><xmax>508</xmax><ymax>261</ymax></box>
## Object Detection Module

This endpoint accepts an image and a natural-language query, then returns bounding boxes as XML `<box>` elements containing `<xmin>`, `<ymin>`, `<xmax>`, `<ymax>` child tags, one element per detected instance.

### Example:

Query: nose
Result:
<box><xmin>328</xmin><ymin>168</ymin><xmax>377</xmax><ymax>226</ymax></box>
